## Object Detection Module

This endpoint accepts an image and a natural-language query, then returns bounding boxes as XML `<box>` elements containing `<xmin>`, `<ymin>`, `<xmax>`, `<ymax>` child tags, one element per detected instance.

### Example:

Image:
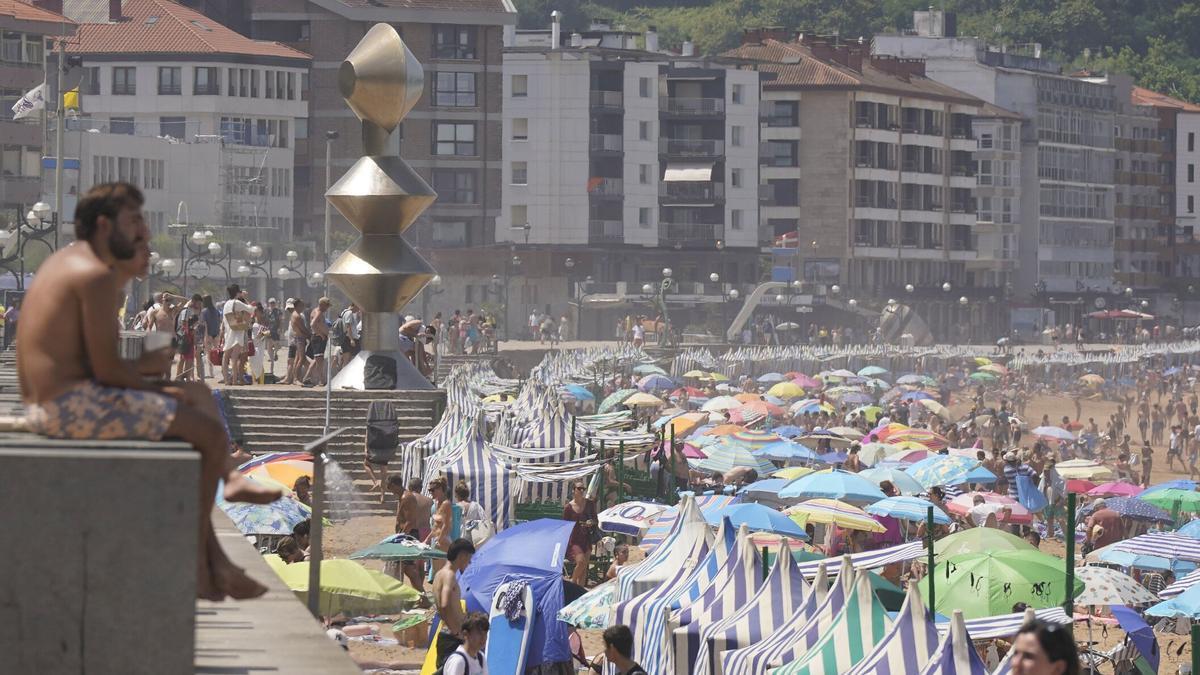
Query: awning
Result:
<box><xmin>663</xmin><ymin>162</ymin><xmax>714</xmax><ymax>182</ymax></box>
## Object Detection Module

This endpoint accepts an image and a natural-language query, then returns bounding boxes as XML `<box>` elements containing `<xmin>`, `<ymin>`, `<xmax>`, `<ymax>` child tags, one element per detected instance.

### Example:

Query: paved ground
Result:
<box><xmin>195</xmin><ymin>512</ymin><xmax>360</xmax><ymax>675</ymax></box>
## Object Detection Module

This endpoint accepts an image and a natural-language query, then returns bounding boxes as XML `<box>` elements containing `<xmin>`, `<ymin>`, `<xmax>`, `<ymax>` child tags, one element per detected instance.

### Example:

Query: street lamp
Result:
<box><xmin>710</xmin><ymin>272</ymin><xmax>720</xmax><ymax>283</ymax></box>
<box><xmin>0</xmin><ymin>202</ymin><xmax>58</xmax><ymax>291</ymax></box>
<box><xmin>420</xmin><ymin>273</ymin><xmax>444</xmax><ymax>322</ymax></box>
<box><xmin>905</xmin><ymin>283</ymin><xmax>915</xmax><ymax>293</ymax></box>
<box><xmin>959</xmin><ymin>296</ymin><xmax>969</xmax><ymax>306</ymax></box>
<box><xmin>942</xmin><ymin>282</ymin><xmax>952</xmax><ymax>293</ymax></box>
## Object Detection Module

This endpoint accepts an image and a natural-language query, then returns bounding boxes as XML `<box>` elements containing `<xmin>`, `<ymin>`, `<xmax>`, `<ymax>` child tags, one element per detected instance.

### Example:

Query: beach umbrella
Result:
<box><xmin>934</xmin><ymin>528</ymin><xmax>1036</xmax><ymax>561</ymax></box>
<box><xmin>1141</xmin><ymin>488</ymin><xmax>1200</xmax><ymax>513</ymax></box>
<box><xmin>1146</xmin><ymin>582</ymin><xmax>1200</xmax><ymax>618</ymax></box>
<box><xmin>1078</xmin><ymin>497</ymin><xmax>1172</xmax><ymax>523</ymax></box>
<box><xmin>665</xmin><ymin>412</ymin><xmax>707</xmax><ymax>438</ymax></box>
<box><xmin>916</xmin><ymin>398</ymin><xmax>951</xmax><ymax>420</ymax></box>
<box><xmin>1054</xmin><ymin>459</ymin><xmax>1113</xmax><ymax>481</ymax></box>
<box><xmin>858</xmin><ymin>467</ymin><xmax>926</xmax><ymax>496</ymax></box>
<box><xmin>703</xmin><ymin>372</ymin><xmax>730</xmax><ymax>382</ymax></box>
<box><xmin>946</xmin><ymin>491</ymin><xmax>1033</xmax><ymax>524</ymax></box>
<box><xmin>1073</xmin><ymin>566</ymin><xmax>1158</xmax><ymax>606</ymax></box>
<box><xmin>905</xmin><ymin>455</ymin><xmax>981</xmax><ymax>489</ymax></box>
<box><xmin>792</xmin><ymin>374</ymin><xmax>821</xmax><ymax>389</ymax></box>
<box><xmin>791</xmin><ymin>399</ymin><xmax>835</xmax><ymax>415</ymax></box>
<box><xmin>739</xmin><ymin>478</ymin><xmax>792</xmax><ymax>504</ymax></box>
<box><xmin>957</xmin><ymin>465</ymin><xmax>997</xmax><ymax>486</ymax></box>
<box><xmin>240</xmin><ymin>456</ymin><xmax>313</xmax><ymax>488</ymax></box>
<box><xmin>1094</xmin><ymin>544</ymin><xmax>1175</xmax><ymax>573</ymax></box>
<box><xmin>857</xmin><ymin>442</ymin><xmax>899</xmax><ymax>465</ymax></box>
<box><xmin>825</xmin><ymin>368</ymin><xmax>858</xmax><ymax>379</ymax></box>
<box><xmin>757</xmin><ymin>440</ymin><xmax>818</xmax><ymax>462</ymax></box>
<box><xmin>597</xmin><ymin>501</ymin><xmax>671</xmax><ymax>535</ymax></box>
<box><xmin>562</xmin><ymin>384</ymin><xmax>595</xmax><ymax>401</ymax></box>
<box><xmin>967</xmin><ymin>372</ymin><xmax>997</xmax><ymax>383</ymax></box>
<box><xmin>728</xmin><ymin>428</ymin><xmax>784</xmax><ymax>445</ymax></box>
<box><xmin>679</xmin><ymin>443</ymin><xmax>707</xmax><ymax>459</ymax></box>
<box><xmin>773</xmin><ymin>466</ymin><xmax>816</xmax><ymax>480</ymax></box>
<box><xmin>1143</xmin><ymin>479</ymin><xmax>1198</xmax><ymax>495</ymax></box>
<box><xmin>731</xmin><ymin>400</ymin><xmax>786</xmax><ymax>422</ymax></box>
<box><xmin>866</xmin><ymin>495</ymin><xmax>951</xmax><ymax>524</ymax></box>
<box><xmin>818</xmin><ymin>451</ymin><xmax>849</xmax><ymax>464</ymax></box>
<box><xmin>978</xmin><ymin>363</ymin><xmax>1007</xmax><ymax>375</ymax></box>
<box><xmin>598</xmin><ymin>388</ymin><xmax>637</xmax><ymax>413</ymax></box>
<box><xmin>278</xmin><ymin>559</ymin><xmax>421</xmax><ymax>616</ymax></box>
<box><xmin>786</xmin><ymin>498</ymin><xmax>886</xmax><ymax>533</ymax></box>
<box><xmin>1111</xmin><ymin>604</ymin><xmax>1160</xmax><ymax>674</ymax></box>
<box><xmin>848</xmin><ymin>406</ymin><xmax>884</xmax><ymax>425</ymax></box>
<box><xmin>973</xmin><ymin>357</ymin><xmax>992</xmax><ymax>366</ymax></box>
<box><xmin>826</xmin><ymin>426</ymin><xmax>863</xmax><ymax>438</ymax></box>
<box><xmin>897</xmin><ymin>374</ymin><xmax>936</xmax><ymax>386</ymax></box>
<box><xmin>901</xmin><ymin>390</ymin><xmax>934</xmax><ymax>401</ymax></box>
<box><xmin>349</xmin><ymin>533</ymin><xmax>448</xmax><ymax>562</ymax></box>
<box><xmin>886</xmin><ymin>428</ymin><xmax>949</xmax><ymax>451</ymax></box>
<box><xmin>636</xmin><ymin>374</ymin><xmax>675</xmax><ymax>391</ymax></box>
<box><xmin>702</xmin><ymin>395</ymin><xmax>742</xmax><ymax>412</ymax></box>
<box><xmin>702</xmin><ymin>423</ymin><xmax>747</xmax><ymax>437</ymax></box>
<box><xmin>624</xmin><ymin>392</ymin><xmax>664</xmax><ymax>407</ymax></box>
<box><xmin>772</xmin><ymin>425</ymin><xmax>805</xmax><ymax>438</ymax></box>
<box><xmin>695</xmin><ymin>440</ymin><xmax>776</xmax><ymax>475</ymax></box>
<box><xmin>482</xmin><ymin>393</ymin><xmax>516</xmax><ymax>404</ymax></box>
<box><xmin>262</xmin><ymin>553</ymin><xmax>288</xmax><ymax>576</ymax></box>
<box><xmin>757</xmin><ymin>372</ymin><xmax>787</xmax><ymax>383</ymax></box>
<box><xmin>857</xmin><ymin>365</ymin><xmax>889</xmax><ymax>378</ymax></box>
<box><xmin>1079</xmin><ymin>374</ymin><xmax>1105</xmax><ymax>387</ymax></box>
<box><xmin>1087</xmin><ymin>481</ymin><xmax>1144</xmax><ymax>498</ymax></box>
<box><xmin>1178</xmin><ymin>520</ymin><xmax>1200</xmax><ymax>539</ymax></box>
<box><xmin>932</xmin><ymin>550</ymin><xmax>1083</xmax><ymax>619</ymax></box>
<box><xmin>1032</xmin><ymin>425</ymin><xmax>1075</xmax><ymax>442</ymax></box>
<box><xmin>705</xmin><ymin>502</ymin><xmax>810</xmax><ymax>539</ymax></box>
<box><xmin>735</xmin><ymin>392</ymin><xmax>764</xmax><ymax>403</ymax></box>
<box><xmin>838</xmin><ymin>391</ymin><xmax>876</xmax><ymax>406</ymax></box>
<box><xmin>683</xmin><ymin>369</ymin><xmax>708</xmax><ymax>378</ymax></box>
<box><xmin>557</xmin><ymin>580</ymin><xmax>614</xmax><ymax>629</ymax></box>
<box><xmin>220</xmin><ymin>495</ymin><xmax>311</xmax><ymax>536</ymax></box>
<box><xmin>1065</xmin><ymin>479</ymin><xmax>1097</xmax><ymax>494</ymax></box>
<box><xmin>767</xmin><ymin>381</ymin><xmax>805</xmax><ymax>399</ymax></box>
<box><xmin>778</xmin><ymin>468</ymin><xmax>887</xmax><ymax>503</ymax></box>
<box><xmin>634</xmin><ymin>363</ymin><xmax>668</xmax><ymax>375</ymax></box>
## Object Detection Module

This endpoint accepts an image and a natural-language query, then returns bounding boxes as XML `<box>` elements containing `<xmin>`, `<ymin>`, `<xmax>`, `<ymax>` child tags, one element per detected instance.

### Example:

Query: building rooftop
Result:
<box><xmin>67</xmin><ymin>0</ymin><xmax>309</xmax><ymax>61</ymax></box>
<box><xmin>2</xmin><ymin>0</ymin><xmax>74</xmax><ymax>25</ymax></box>
<box><xmin>724</xmin><ymin>37</ymin><xmax>983</xmax><ymax>106</ymax></box>
<box><xmin>335</xmin><ymin>0</ymin><xmax>511</xmax><ymax>12</ymax></box>
<box><xmin>1132</xmin><ymin>86</ymin><xmax>1200</xmax><ymax>113</ymax></box>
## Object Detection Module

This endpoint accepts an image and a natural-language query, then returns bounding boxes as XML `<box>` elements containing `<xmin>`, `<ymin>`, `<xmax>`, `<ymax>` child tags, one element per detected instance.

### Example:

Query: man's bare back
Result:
<box><xmin>432</xmin><ymin>563</ymin><xmax>464</xmax><ymax>635</ymax></box>
<box><xmin>397</xmin><ymin>490</ymin><xmax>418</xmax><ymax>534</ymax></box>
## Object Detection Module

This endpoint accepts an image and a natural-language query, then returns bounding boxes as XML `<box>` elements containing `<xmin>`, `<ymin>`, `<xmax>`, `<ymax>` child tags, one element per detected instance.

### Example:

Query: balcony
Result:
<box><xmin>856</xmin><ymin>195</ymin><xmax>897</xmax><ymax>209</ymax></box>
<box><xmin>590</xmin><ymin>90</ymin><xmax>623</xmax><ymax>110</ymax></box>
<box><xmin>590</xmin><ymin>133</ymin><xmax>623</xmax><ymax>153</ymax></box>
<box><xmin>659</xmin><ymin>138</ymin><xmax>724</xmax><ymax>157</ymax></box>
<box><xmin>659</xmin><ymin>182</ymin><xmax>725</xmax><ymax>203</ymax></box>
<box><xmin>588</xmin><ymin>177</ymin><xmax>624</xmax><ymax>198</ymax></box>
<box><xmin>660</xmin><ymin>97</ymin><xmax>725</xmax><ymax>116</ymax></box>
<box><xmin>660</xmin><ymin>221</ymin><xmax>723</xmax><ymax>247</ymax></box>
<box><xmin>589</xmin><ymin>219</ymin><xmax>624</xmax><ymax>244</ymax></box>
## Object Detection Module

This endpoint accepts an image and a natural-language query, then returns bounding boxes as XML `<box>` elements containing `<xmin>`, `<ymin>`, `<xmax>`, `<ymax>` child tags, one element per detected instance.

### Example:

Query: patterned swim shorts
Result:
<box><xmin>25</xmin><ymin>380</ymin><xmax>178</xmax><ymax>441</ymax></box>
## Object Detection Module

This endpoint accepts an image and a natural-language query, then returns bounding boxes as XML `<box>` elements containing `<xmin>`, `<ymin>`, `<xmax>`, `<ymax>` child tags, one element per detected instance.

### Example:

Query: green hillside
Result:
<box><xmin>514</xmin><ymin>0</ymin><xmax>1200</xmax><ymax>102</ymax></box>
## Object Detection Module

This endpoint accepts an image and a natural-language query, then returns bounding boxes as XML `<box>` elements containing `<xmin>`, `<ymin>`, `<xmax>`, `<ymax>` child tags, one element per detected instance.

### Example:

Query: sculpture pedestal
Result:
<box><xmin>330</xmin><ymin>349</ymin><xmax>434</xmax><ymax>390</ymax></box>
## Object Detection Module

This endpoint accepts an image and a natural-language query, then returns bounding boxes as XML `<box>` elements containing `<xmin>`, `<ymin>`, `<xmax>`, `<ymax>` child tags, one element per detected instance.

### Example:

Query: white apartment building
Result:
<box><xmin>497</xmin><ymin>22</ymin><xmax>761</xmax><ymax>338</ymax></box>
<box><xmin>57</xmin><ymin>0</ymin><xmax>308</xmax><ymax>247</ymax></box>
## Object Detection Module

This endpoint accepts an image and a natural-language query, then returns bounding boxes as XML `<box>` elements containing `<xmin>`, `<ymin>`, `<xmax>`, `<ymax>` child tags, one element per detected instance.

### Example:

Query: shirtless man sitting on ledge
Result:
<box><xmin>16</xmin><ymin>182</ymin><xmax>281</xmax><ymax>601</ymax></box>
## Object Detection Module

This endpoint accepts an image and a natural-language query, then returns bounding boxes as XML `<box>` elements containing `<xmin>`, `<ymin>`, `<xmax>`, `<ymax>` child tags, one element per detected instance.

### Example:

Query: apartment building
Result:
<box><xmin>725</xmin><ymin>32</ymin><xmax>1008</xmax><ymax>340</ymax></box>
<box><xmin>0</xmin><ymin>0</ymin><xmax>72</xmax><ymax>228</ymax></box>
<box><xmin>875</xmin><ymin>13</ymin><xmax>1120</xmax><ymax>318</ymax></box>
<box><xmin>497</xmin><ymin>22</ymin><xmax>761</xmax><ymax>338</ymax></box>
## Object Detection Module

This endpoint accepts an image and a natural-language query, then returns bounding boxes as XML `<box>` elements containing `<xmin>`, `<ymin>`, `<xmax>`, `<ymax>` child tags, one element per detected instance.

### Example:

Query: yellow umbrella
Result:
<box><xmin>767</xmin><ymin>381</ymin><xmax>805</xmax><ymax>399</ymax></box>
<box><xmin>773</xmin><ymin>466</ymin><xmax>817</xmax><ymax>480</ymax></box>
<box><xmin>706</xmin><ymin>372</ymin><xmax>730</xmax><ymax>382</ymax></box>
<box><xmin>785</xmin><ymin>499</ymin><xmax>885</xmax><ymax>533</ymax></box>
<box><xmin>624</xmin><ymin>392</ymin><xmax>664</xmax><ymax>407</ymax></box>
<box><xmin>973</xmin><ymin>357</ymin><xmax>992</xmax><ymax>366</ymax></box>
<box><xmin>1078</xmin><ymin>374</ymin><xmax>1105</xmax><ymax>387</ymax></box>
<box><xmin>683</xmin><ymin>370</ymin><xmax>708</xmax><ymax>378</ymax></box>
<box><xmin>917</xmin><ymin>398</ymin><xmax>951</xmax><ymax>420</ymax></box>
<box><xmin>278</xmin><ymin>559</ymin><xmax>421</xmax><ymax>616</ymax></box>
<box><xmin>482</xmin><ymin>393</ymin><xmax>516</xmax><ymax>404</ymax></box>
<box><xmin>262</xmin><ymin>553</ymin><xmax>288</xmax><ymax>577</ymax></box>
<box><xmin>1054</xmin><ymin>458</ymin><xmax>1113</xmax><ymax>480</ymax></box>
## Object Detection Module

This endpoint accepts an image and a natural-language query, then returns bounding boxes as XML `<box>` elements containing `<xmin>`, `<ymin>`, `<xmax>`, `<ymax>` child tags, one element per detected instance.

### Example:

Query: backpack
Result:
<box><xmin>331</xmin><ymin>310</ymin><xmax>349</xmax><ymax>344</ymax></box>
<box><xmin>434</xmin><ymin>650</ymin><xmax>484</xmax><ymax>675</ymax></box>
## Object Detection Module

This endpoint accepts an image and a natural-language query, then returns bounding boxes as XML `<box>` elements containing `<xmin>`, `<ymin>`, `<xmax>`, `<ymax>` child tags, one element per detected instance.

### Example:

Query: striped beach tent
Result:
<box><xmin>919</xmin><ymin>610</ymin><xmax>989</xmax><ymax>675</ymax></box>
<box><xmin>692</xmin><ymin>540</ymin><xmax>810</xmax><ymax>675</ymax></box>
<box><xmin>795</xmin><ymin>540</ymin><xmax>926</xmax><ymax>580</ymax></box>
<box><xmin>619</xmin><ymin>520</ymin><xmax>737</xmax><ymax>675</ymax></box>
<box><xmin>846</xmin><ymin>583</ymin><xmax>939</xmax><ymax>675</ymax></box>
<box><xmin>768</xmin><ymin>570</ymin><xmax>893</xmax><ymax>675</ymax></box>
<box><xmin>669</xmin><ymin>524</ymin><xmax>765</xmax><ymax>675</ymax></box>
<box><xmin>439</xmin><ymin>431</ymin><xmax>514</xmax><ymax>531</ymax></box>
<box><xmin>617</xmin><ymin>496</ymin><xmax>714</xmax><ymax>602</ymax></box>
<box><xmin>640</xmin><ymin>495</ymin><xmax>739</xmax><ymax>551</ymax></box>
<box><xmin>954</xmin><ymin>607</ymin><xmax>1072</xmax><ymax>640</ymax></box>
<box><xmin>720</xmin><ymin>562</ymin><xmax>850</xmax><ymax>675</ymax></box>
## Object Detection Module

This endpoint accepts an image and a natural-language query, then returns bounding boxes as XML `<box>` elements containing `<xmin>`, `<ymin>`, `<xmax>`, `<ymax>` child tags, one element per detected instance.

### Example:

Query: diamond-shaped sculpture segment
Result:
<box><xmin>325</xmin><ymin>236</ymin><xmax>435</xmax><ymax>312</ymax></box>
<box><xmin>338</xmin><ymin>23</ymin><xmax>423</xmax><ymax>131</ymax></box>
<box><xmin>325</xmin><ymin>156</ymin><xmax>437</xmax><ymax>235</ymax></box>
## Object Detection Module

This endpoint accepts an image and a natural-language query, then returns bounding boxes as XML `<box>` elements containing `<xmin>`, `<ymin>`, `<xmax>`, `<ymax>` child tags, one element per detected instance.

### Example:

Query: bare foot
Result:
<box><xmin>224</xmin><ymin>471</ymin><xmax>282</xmax><ymax>504</ymax></box>
<box><xmin>212</xmin><ymin>561</ymin><xmax>269</xmax><ymax>600</ymax></box>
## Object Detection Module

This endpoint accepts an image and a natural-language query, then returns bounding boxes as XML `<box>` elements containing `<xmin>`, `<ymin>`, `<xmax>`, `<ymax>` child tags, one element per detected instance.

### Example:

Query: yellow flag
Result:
<box><xmin>63</xmin><ymin>86</ymin><xmax>79</xmax><ymax>111</ymax></box>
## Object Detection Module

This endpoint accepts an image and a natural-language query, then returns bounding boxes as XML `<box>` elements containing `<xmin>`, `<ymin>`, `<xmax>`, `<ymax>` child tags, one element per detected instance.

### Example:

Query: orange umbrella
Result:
<box><xmin>703</xmin><ymin>424</ymin><xmax>748</xmax><ymax>437</ymax></box>
<box><xmin>735</xmin><ymin>393</ymin><xmax>764</xmax><ymax>404</ymax></box>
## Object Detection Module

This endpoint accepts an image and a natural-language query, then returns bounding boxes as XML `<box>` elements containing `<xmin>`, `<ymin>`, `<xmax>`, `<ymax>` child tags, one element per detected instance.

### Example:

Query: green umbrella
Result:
<box><xmin>349</xmin><ymin>534</ymin><xmax>448</xmax><ymax>562</ymax></box>
<box><xmin>932</xmin><ymin>549</ymin><xmax>1083</xmax><ymax>619</ymax></box>
<box><xmin>1139</xmin><ymin>488</ymin><xmax>1200</xmax><ymax>513</ymax></box>
<box><xmin>598</xmin><ymin>388</ymin><xmax>638</xmax><ymax>413</ymax></box>
<box><xmin>934</xmin><ymin>527</ymin><xmax>1037</xmax><ymax>561</ymax></box>
<box><xmin>278</xmin><ymin>559</ymin><xmax>422</xmax><ymax>616</ymax></box>
<box><xmin>968</xmin><ymin>371</ymin><xmax>998</xmax><ymax>382</ymax></box>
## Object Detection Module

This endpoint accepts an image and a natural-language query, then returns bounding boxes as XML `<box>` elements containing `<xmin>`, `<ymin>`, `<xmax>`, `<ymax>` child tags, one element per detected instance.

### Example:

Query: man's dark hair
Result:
<box><xmin>385</xmin><ymin>475</ymin><xmax>405</xmax><ymax>490</ymax></box>
<box><xmin>461</xmin><ymin>611</ymin><xmax>489</xmax><ymax>634</ymax></box>
<box><xmin>74</xmin><ymin>182</ymin><xmax>144</xmax><ymax>241</ymax></box>
<box><xmin>293</xmin><ymin>519</ymin><xmax>311</xmax><ymax>539</ymax></box>
<box><xmin>602</xmin><ymin>625</ymin><xmax>635</xmax><ymax>658</ymax></box>
<box><xmin>407</xmin><ymin>477</ymin><xmax>422</xmax><ymax>491</ymax></box>
<box><xmin>191</xmin><ymin>293</ymin><xmax>203</xmax><ymax>303</ymax></box>
<box><xmin>227</xmin><ymin>284</ymin><xmax>240</xmax><ymax>299</ymax></box>
<box><xmin>447</xmin><ymin>538</ymin><xmax>476</xmax><ymax>562</ymax></box>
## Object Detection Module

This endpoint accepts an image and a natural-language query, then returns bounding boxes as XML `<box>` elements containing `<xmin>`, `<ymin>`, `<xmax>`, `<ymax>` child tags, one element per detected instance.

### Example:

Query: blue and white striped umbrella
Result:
<box><xmin>865</xmin><ymin>495</ymin><xmax>951</xmax><ymax>525</ymax></box>
<box><xmin>858</xmin><ymin>467</ymin><xmax>926</xmax><ymax>496</ymax></box>
<box><xmin>779</xmin><ymin>469</ymin><xmax>887</xmax><ymax>503</ymax></box>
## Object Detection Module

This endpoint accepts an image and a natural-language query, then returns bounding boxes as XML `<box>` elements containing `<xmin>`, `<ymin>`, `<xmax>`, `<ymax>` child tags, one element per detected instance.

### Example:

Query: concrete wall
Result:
<box><xmin>1179</xmin><ymin>111</ymin><xmax>1200</xmax><ymax>227</ymax></box>
<box><xmin>0</xmin><ymin>442</ymin><xmax>198</xmax><ymax>674</ymax></box>
<box><xmin>724</xmin><ymin>67</ymin><xmax>761</xmax><ymax>249</ymax></box>
<box><xmin>797</xmin><ymin>91</ymin><xmax>851</xmax><ymax>269</ymax></box>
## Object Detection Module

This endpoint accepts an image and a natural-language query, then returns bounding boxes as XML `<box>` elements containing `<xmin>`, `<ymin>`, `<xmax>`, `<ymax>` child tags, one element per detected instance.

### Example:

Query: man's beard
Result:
<box><xmin>109</xmin><ymin>228</ymin><xmax>139</xmax><ymax>261</ymax></box>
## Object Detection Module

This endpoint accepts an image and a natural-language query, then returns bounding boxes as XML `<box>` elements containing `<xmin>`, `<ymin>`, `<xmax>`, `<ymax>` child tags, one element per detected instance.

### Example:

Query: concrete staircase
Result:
<box><xmin>220</xmin><ymin>388</ymin><xmax>445</xmax><ymax>518</ymax></box>
<box><xmin>435</xmin><ymin>352</ymin><xmax>493</xmax><ymax>382</ymax></box>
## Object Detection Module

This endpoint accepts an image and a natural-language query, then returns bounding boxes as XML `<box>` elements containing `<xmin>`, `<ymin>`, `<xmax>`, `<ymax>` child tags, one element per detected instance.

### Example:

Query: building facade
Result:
<box><xmin>495</xmin><ymin>22</ymin><xmax>762</xmax><ymax>338</ymax></box>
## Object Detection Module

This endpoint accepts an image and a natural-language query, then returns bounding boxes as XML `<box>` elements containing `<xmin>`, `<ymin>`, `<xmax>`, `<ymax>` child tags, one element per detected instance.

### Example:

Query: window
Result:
<box><xmin>239</xmin><ymin>69</ymin><xmax>248</xmax><ymax>97</ymax></box>
<box><xmin>434</xmin><ymin>72</ymin><xmax>476</xmax><ymax>107</ymax></box>
<box><xmin>512</xmin><ymin>161</ymin><xmax>528</xmax><ymax>185</ymax></box>
<box><xmin>276</xmin><ymin>71</ymin><xmax>286</xmax><ymax>99</ymax></box>
<box><xmin>433</xmin><ymin>25</ymin><xmax>477</xmax><ymax>59</ymax></box>
<box><xmin>265</xmin><ymin>70</ymin><xmax>275</xmax><ymax>98</ymax></box>
<box><xmin>1</xmin><ymin>31</ymin><xmax>41</xmax><ymax>64</ymax></box>
<box><xmin>511</xmin><ymin>204</ymin><xmax>527</xmax><ymax>227</ymax></box>
<box><xmin>639</xmin><ymin>164</ymin><xmax>650</xmax><ymax>184</ymax></box>
<box><xmin>430</xmin><ymin>169</ymin><xmax>477</xmax><ymax>204</ymax></box>
<box><xmin>81</xmin><ymin>67</ymin><xmax>100</xmax><ymax>95</ymax></box>
<box><xmin>732</xmin><ymin>84</ymin><xmax>744</xmax><ymax>104</ymax></box>
<box><xmin>639</xmin><ymin>77</ymin><xmax>651</xmax><ymax>98</ymax></box>
<box><xmin>763</xmin><ymin>140</ymin><xmax>797</xmax><ymax>167</ymax></box>
<box><xmin>512</xmin><ymin>118</ymin><xmax>528</xmax><ymax>140</ymax></box>
<box><xmin>511</xmin><ymin>74</ymin><xmax>527</xmax><ymax>97</ymax></box>
<box><xmin>286</xmin><ymin>72</ymin><xmax>295</xmax><ymax>100</ymax></box>
<box><xmin>227</xmin><ymin>68</ymin><xmax>236</xmax><ymax>95</ymax></box>
<box><xmin>250</xmin><ymin>70</ymin><xmax>259</xmax><ymax>97</ymax></box>
<box><xmin>159</xmin><ymin>116</ymin><xmax>186</xmax><ymax>139</ymax></box>
<box><xmin>142</xmin><ymin>159</ymin><xmax>164</xmax><ymax>189</ymax></box>
<box><xmin>1190</xmin><ymin>164</ymin><xmax>1195</xmax><ymax>183</ymax></box>
<box><xmin>295</xmin><ymin>118</ymin><xmax>308</xmax><ymax>140</ymax></box>
<box><xmin>638</xmin><ymin>207</ymin><xmax>651</xmax><ymax>228</ymax></box>
<box><xmin>157</xmin><ymin>67</ymin><xmax>181</xmax><ymax>95</ymax></box>
<box><xmin>731</xmin><ymin>168</ymin><xmax>742</xmax><ymax>188</ymax></box>
<box><xmin>977</xmin><ymin>159</ymin><xmax>993</xmax><ymax>185</ymax></box>
<box><xmin>433</xmin><ymin>122</ymin><xmax>476</xmax><ymax>156</ymax></box>
<box><xmin>978</xmin><ymin>132</ymin><xmax>993</xmax><ymax>149</ymax></box>
<box><xmin>1190</xmin><ymin>195</ymin><xmax>1195</xmax><ymax>214</ymax></box>
<box><xmin>731</xmin><ymin>209</ymin><xmax>743</xmax><ymax>230</ymax></box>
<box><xmin>731</xmin><ymin>126</ymin><xmax>743</xmax><ymax>147</ymax></box>
<box><xmin>765</xmin><ymin>100</ymin><xmax>798</xmax><ymax>127</ymax></box>
<box><xmin>112</xmin><ymin>67</ymin><xmax>136</xmax><ymax>95</ymax></box>
<box><xmin>110</xmin><ymin>116</ymin><xmax>134</xmax><ymax>135</ymax></box>
<box><xmin>639</xmin><ymin>121</ymin><xmax>650</xmax><ymax>141</ymax></box>
<box><xmin>1190</xmin><ymin>132</ymin><xmax>1195</xmax><ymax>152</ymax></box>
<box><xmin>193</xmin><ymin>67</ymin><xmax>219</xmax><ymax>95</ymax></box>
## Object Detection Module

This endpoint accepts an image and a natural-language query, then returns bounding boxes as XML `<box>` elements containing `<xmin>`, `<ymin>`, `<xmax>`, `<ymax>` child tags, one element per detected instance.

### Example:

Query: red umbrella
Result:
<box><xmin>1065</xmin><ymin>479</ymin><xmax>1097</xmax><ymax>494</ymax></box>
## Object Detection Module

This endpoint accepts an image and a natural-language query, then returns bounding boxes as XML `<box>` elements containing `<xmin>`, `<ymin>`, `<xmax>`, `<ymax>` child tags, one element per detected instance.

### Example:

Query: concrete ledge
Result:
<box><xmin>0</xmin><ymin>442</ymin><xmax>199</xmax><ymax>674</ymax></box>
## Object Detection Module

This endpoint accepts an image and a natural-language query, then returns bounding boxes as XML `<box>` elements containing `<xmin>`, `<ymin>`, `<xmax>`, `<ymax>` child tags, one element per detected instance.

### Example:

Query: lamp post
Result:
<box><xmin>0</xmin><ymin>201</ymin><xmax>57</xmax><ymax>291</ymax></box>
<box><xmin>497</xmin><ymin>254</ymin><xmax>520</xmax><ymax>341</ymax></box>
<box><xmin>639</xmin><ymin>267</ymin><xmax>675</xmax><ymax>347</ymax></box>
<box><xmin>323</xmin><ymin>130</ymin><xmax>340</xmax><ymax>294</ymax></box>
<box><xmin>420</xmin><ymin>274</ymin><xmax>444</xmax><ymax>324</ymax></box>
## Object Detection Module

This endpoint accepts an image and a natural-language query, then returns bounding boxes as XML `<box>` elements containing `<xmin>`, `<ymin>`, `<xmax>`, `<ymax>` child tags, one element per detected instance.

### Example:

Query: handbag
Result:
<box><xmin>246</xmin><ymin>339</ymin><xmax>256</xmax><ymax>357</ymax></box>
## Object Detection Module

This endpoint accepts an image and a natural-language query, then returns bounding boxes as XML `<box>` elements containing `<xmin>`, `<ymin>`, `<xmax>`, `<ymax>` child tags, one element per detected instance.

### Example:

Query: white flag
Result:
<box><xmin>11</xmin><ymin>82</ymin><xmax>46</xmax><ymax>120</ymax></box>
